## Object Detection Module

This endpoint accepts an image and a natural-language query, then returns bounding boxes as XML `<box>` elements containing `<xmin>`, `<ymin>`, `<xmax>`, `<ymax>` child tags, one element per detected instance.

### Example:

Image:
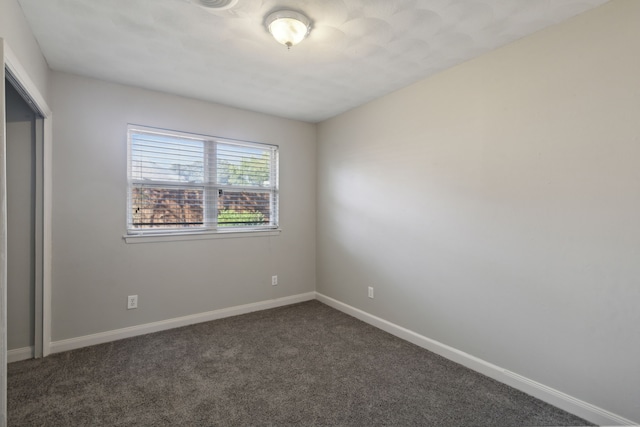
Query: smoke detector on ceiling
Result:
<box><xmin>193</xmin><ymin>0</ymin><xmax>238</xmax><ymax>10</ymax></box>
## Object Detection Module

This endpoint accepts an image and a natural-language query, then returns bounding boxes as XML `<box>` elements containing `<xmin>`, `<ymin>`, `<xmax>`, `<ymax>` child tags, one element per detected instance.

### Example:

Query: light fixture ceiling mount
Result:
<box><xmin>265</xmin><ymin>10</ymin><xmax>311</xmax><ymax>49</ymax></box>
<box><xmin>193</xmin><ymin>0</ymin><xmax>238</xmax><ymax>10</ymax></box>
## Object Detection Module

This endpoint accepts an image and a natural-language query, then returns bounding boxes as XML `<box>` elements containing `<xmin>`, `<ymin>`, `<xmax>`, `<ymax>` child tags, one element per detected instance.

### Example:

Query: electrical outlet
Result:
<box><xmin>368</xmin><ymin>287</ymin><xmax>374</xmax><ymax>299</ymax></box>
<box><xmin>127</xmin><ymin>295</ymin><xmax>138</xmax><ymax>310</ymax></box>
<box><xmin>272</xmin><ymin>275</ymin><xmax>278</xmax><ymax>286</ymax></box>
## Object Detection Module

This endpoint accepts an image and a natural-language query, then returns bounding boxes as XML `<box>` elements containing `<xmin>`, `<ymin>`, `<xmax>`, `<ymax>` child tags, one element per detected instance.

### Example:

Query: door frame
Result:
<box><xmin>3</xmin><ymin>42</ymin><xmax>52</xmax><ymax>358</ymax></box>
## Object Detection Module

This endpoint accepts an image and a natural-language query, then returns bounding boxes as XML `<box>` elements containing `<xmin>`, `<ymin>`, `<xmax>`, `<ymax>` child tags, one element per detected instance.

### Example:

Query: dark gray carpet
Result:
<box><xmin>8</xmin><ymin>300</ymin><xmax>593</xmax><ymax>426</ymax></box>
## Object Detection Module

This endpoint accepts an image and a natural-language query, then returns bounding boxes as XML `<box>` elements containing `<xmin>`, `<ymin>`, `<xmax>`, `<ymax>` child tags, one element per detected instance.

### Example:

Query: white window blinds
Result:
<box><xmin>127</xmin><ymin>125</ymin><xmax>278</xmax><ymax>234</ymax></box>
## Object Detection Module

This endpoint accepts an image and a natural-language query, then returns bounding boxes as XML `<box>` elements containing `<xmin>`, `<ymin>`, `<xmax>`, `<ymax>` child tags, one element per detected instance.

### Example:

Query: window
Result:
<box><xmin>127</xmin><ymin>125</ymin><xmax>278</xmax><ymax>235</ymax></box>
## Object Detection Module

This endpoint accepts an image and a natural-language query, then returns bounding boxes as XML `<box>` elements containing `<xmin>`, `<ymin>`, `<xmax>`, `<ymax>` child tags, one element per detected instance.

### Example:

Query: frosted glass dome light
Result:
<box><xmin>266</xmin><ymin>10</ymin><xmax>311</xmax><ymax>49</ymax></box>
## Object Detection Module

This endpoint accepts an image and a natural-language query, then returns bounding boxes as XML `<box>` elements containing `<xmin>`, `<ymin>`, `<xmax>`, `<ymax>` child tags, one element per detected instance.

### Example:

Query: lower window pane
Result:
<box><xmin>132</xmin><ymin>186</ymin><xmax>203</xmax><ymax>229</ymax></box>
<box><xmin>218</xmin><ymin>190</ymin><xmax>271</xmax><ymax>227</ymax></box>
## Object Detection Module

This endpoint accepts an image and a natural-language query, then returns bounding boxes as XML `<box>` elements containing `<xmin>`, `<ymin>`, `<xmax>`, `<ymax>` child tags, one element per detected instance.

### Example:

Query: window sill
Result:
<box><xmin>123</xmin><ymin>228</ymin><xmax>281</xmax><ymax>244</ymax></box>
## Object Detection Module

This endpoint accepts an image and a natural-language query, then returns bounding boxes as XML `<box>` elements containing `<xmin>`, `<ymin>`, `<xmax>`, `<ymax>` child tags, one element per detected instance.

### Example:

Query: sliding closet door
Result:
<box><xmin>5</xmin><ymin>79</ymin><xmax>37</xmax><ymax>357</ymax></box>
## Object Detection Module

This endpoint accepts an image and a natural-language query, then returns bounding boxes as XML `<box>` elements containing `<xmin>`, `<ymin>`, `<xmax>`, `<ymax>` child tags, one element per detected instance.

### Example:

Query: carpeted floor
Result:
<box><xmin>8</xmin><ymin>300</ymin><xmax>593</xmax><ymax>426</ymax></box>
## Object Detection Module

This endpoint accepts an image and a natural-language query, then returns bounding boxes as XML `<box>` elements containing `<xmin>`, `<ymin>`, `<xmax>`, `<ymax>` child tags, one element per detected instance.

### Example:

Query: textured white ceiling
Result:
<box><xmin>17</xmin><ymin>0</ymin><xmax>609</xmax><ymax>122</ymax></box>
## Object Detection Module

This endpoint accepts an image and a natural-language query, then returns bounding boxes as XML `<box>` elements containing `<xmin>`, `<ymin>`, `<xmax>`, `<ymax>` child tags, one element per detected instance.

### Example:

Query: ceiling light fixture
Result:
<box><xmin>265</xmin><ymin>10</ymin><xmax>311</xmax><ymax>49</ymax></box>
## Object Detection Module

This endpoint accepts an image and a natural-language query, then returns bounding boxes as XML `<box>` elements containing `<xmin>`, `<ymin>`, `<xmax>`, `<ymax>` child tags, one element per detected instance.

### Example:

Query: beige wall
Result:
<box><xmin>317</xmin><ymin>0</ymin><xmax>640</xmax><ymax>422</ymax></box>
<box><xmin>50</xmin><ymin>71</ymin><xmax>316</xmax><ymax>341</ymax></box>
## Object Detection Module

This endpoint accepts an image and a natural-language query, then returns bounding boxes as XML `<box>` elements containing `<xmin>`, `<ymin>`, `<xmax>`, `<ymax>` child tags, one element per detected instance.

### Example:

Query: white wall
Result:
<box><xmin>50</xmin><ymin>71</ymin><xmax>316</xmax><ymax>341</ymax></box>
<box><xmin>0</xmin><ymin>0</ymin><xmax>50</xmax><ymax>102</ymax></box>
<box><xmin>317</xmin><ymin>0</ymin><xmax>640</xmax><ymax>422</ymax></box>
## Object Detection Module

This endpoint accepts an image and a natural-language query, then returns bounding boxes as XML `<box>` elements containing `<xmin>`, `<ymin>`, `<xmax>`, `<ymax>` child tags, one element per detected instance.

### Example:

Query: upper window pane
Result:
<box><xmin>131</xmin><ymin>132</ymin><xmax>205</xmax><ymax>184</ymax></box>
<box><xmin>217</xmin><ymin>143</ymin><xmax>273</xmax><ymax>187</ymax></box>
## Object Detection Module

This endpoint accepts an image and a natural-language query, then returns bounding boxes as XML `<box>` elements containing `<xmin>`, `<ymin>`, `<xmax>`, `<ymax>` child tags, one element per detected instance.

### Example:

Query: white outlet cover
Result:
<box><xmin>127</xmin><ymin>295</ymin><xmax>138</xmax><ymax>309</ymax></box>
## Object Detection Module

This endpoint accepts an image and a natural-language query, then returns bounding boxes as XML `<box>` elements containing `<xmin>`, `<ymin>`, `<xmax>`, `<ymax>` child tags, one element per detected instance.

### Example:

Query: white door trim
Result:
<box><xmin>1</xmin><ymin>36</ymin><xmax>8</xmax><ymax>427</ymax></box>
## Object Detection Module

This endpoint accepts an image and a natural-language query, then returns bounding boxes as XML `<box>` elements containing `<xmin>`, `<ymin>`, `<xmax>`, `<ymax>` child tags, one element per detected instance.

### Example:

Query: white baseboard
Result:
<box><xmin>315</xmin><ymin>292</ymin><xmax>637</xmax><ymax>427</ymax></box>
<box><xmin>50</xmin><ymin>292</ymin><xmax>315</xmax><ymax>354</ymax></box>
<box><xmin>8</xmin><ymin>346</ymin><xmax>34</xmax><ymax>363</ymax></box>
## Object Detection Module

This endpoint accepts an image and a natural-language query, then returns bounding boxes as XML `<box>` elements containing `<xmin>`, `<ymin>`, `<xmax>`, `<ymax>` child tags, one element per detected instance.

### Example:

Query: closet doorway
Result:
<box><xmin>5</xmin><ymin>73</ymin><xmax>44</xmax><ymax>360</ymax></box>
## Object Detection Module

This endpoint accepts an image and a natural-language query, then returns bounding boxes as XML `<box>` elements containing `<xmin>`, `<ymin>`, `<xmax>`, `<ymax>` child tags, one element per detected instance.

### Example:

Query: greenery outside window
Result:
<box><xmin>127</xmin><ymin>125</ymin><xmax>279</xmax><ymax>235</ymax></box>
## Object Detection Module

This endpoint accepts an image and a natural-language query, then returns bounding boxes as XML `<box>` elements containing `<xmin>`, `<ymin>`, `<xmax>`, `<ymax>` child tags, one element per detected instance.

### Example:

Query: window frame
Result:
<box><xmin>126</xmin><ymin>125</ymin><xmax>279</xmax><ymax>239</ymax></box>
